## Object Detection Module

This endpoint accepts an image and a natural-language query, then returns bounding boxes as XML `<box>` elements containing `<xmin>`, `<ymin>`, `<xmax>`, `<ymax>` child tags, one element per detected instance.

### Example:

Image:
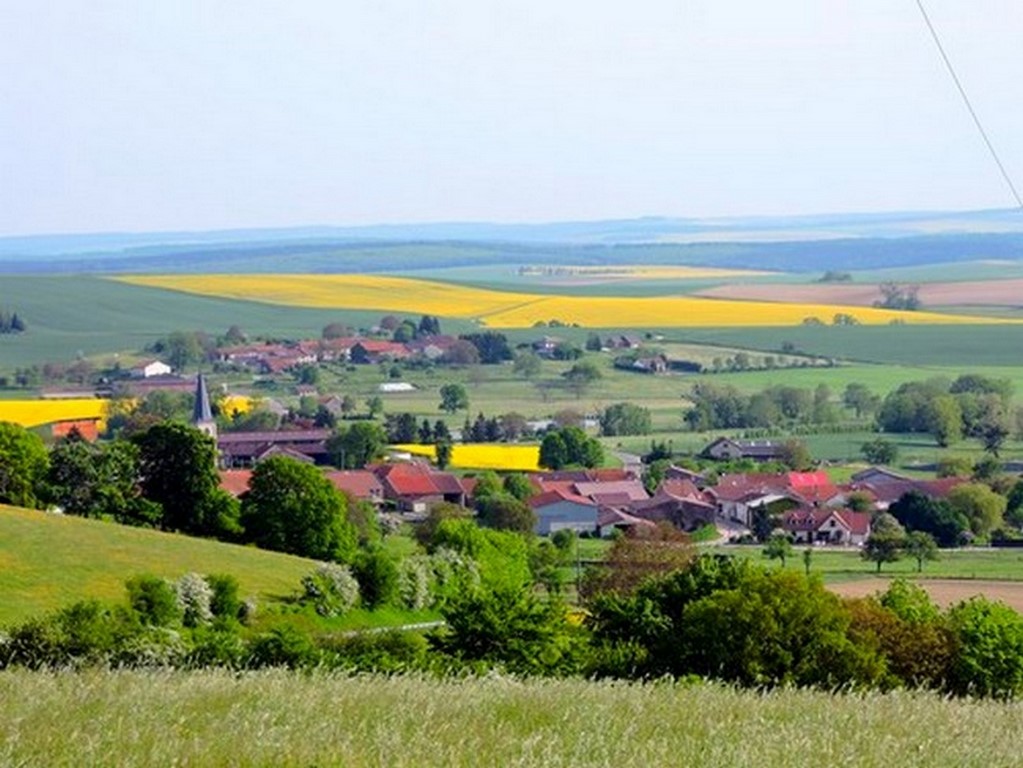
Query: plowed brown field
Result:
<box><xmin>696</xmin><ymin>279</ymin><xmax>1023</xmax><ymax>307</ymax></box>
<box><xmin>830</xmin><ymin>578</ymin><xmax>1023</xmax><ymax>611</ymax></box>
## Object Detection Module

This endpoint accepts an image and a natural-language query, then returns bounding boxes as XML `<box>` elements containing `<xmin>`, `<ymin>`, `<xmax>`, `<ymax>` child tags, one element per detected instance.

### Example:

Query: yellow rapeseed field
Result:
<box><xmin>393</xmin><ymin>443</ymin><xmax>541</xmax><ymax>472</ymax></box>
<box><xmin>117</xmin><ymin>274</ymin><xmax>1002</xmax><ymax>328</ymax></box>
<box><xmin>0</xmin><ymin>399</ymin><xmax>108</xmax><ymax>429</ymax></box>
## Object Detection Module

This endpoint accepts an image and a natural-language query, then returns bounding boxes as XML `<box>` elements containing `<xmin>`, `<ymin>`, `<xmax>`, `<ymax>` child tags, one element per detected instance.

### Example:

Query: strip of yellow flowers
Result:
<box><xmin>116</xmin><ymin>273</ymin><xmax>1004</xmax><ymax>328</ymax></box>
<box><xmin>393</xmin><ymin>443</ymin><xmax>541</xmax><ymax>472</ymax></box>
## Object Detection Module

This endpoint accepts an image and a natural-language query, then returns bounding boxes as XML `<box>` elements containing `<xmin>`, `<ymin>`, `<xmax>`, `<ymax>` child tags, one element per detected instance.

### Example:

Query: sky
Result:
<box><xmin>2</xmin><ymin>1</ymin><xmax>1023</xmax><ymax>236</ymax></box>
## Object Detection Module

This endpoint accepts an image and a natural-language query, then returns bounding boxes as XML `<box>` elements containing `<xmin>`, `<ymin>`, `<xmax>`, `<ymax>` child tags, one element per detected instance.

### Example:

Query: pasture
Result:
<box><xmin>696</xmin><ymin>278</ymin><xmax>1023</xmax><ymax>309</ymax></box>
<box><xmin>1</xmin><ymin>669</ymin><xmax>1020</xmax><ymax>767</ymax></box>
<box><xmin>669</xmin><ymin>324</ymin><xmax>1023</xmax><ymax>367</ymax></box>
<box><xmin>722</xmin><ymin>545</ymin><xmax>1023</xmax><ymax>584</ymax></box>
<box><xmin>0</xmin><ymin>505</ymin><xmax>317</xmax><ymax>626</ymax></box>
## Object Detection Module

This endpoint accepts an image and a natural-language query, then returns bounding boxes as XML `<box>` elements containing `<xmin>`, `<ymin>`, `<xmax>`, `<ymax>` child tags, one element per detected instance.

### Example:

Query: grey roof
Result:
<box><xmin>193</xmin><ymin>374</ymin><xmax>214</xmax><ymax>424</ymax></box>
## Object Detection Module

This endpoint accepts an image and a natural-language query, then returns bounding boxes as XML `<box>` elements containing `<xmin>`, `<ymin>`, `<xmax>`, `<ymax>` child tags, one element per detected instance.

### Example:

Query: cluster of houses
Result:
<box><xmin>216</xmin><ymin>444</ymin><xmax>968</xmax><ymax>545</ymax></box>
<box><xmin>524</xmin><ymin>464</ymin><xmax>966</xmax><ymax>544</ymax></box>
<box><xmin>215</xmin><ymin>335</ymin><xmax>463</xmax><ymax>373</ymax></box>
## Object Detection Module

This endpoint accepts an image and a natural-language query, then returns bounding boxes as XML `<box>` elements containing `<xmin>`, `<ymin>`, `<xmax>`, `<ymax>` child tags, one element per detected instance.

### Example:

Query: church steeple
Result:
<box><xmin>192</xmin><ymin>373</ymin><xmax>217</xmax><ymax>440</ymax></box>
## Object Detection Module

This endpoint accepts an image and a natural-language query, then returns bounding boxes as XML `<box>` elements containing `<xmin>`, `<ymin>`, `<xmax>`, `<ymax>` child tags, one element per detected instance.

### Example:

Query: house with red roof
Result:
<box><xmin>628</xmin><ymin>480</ymin><xmax>718</xmax><ymax>530</ymax></box>
<box><xmin>782</xmin><ymin>508</ymin><xmax>872</xmax><ymax>546</ymax></box>
<box><xmin>218</xmin><ymin>469</ymin><xmax>254</xmax><ymax>498</ymax></box>
<box><xmin>351</xmin><ymin>340</ymin><xmax>411</xmax><ymax>364</ymax></box>
<box><xmin>325</xmin><ymin>470</ymin><xmax>385</xmax><ymax>506</ymax></box>
<box><xmin>850</xmin><ymin>474</ymin><xmax>968</xmax><ymax>510</ymax></box>
<box><xmin>371</xmin><ymin>462</ymin><xmax>465</xmax><ymax>512</ymax></box>
<box><xmin>706</xmin><ymin>473</ymin><xmax>802</xmax><ymax>527</ymax></box>
<box><xmin>597</xmin><ymin>507</ymin><xmax>656</xmax><ymax>537</ymax></box>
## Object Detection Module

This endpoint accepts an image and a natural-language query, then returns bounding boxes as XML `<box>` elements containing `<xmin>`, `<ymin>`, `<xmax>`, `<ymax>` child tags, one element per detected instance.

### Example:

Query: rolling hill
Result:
<box><xmin>0</xmin><ymin>504</ymin><xmax>318</xmax><ymax>626</ymax></box>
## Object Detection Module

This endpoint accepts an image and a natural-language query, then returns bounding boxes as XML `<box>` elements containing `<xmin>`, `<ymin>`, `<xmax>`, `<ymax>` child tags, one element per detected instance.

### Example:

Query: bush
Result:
<box><xmin>680</xmin><ymin>569</ymin><xmax>884</xmax><ymax>688</ymax></box>
<box><xmin>320</xmin><ymin>630</ymin><xmax>429</xmax><ymax>673</ymax></box>
<box><xmin>186</xmin><ymin>625</ymin><xmax>247</xmax><ymax>669</ymax></box>
<box><xmin>435</xmin><ymin>586</ymin><xmax>581</xmax><ymax>675</ymax></box>
<box><xmin>174</xmin><ymin>573</ymin><xmax>214</xmax><ymax>628</ymax></box>
<box><xmin>397</xmin><ymin>556</ymin><xmax>434</xmax><ymax>611</ymax></box>
<box><xmin>247</xmin><ymin>626</ymin><xmax>320</xmax><ymax>669</ymax></box>
<box><xmin>352</xmin><ymin>550</ymin><xmax>399</xmax><ymax>609</ymax></box>
<box><xmin>429</xmin><ymin>547</ymin><xmax>481</xmax><ymax>607</ymax></box>
<box><xmin>301</xmin><ymin>563</ymin><xmax>360</xmax><ymax>617</ymax></box>
<box><xmin>205</xmin><ymin>573</ymin><xmax>243</xmax><ymax>622</ymax></box>
<box><xmin>126</xmin><ymin>575</ymin><xmax>181</xmax><ymax>627</ymax></box>
<box><xmin>947</xmin><ymin>597</ymin><xmax>1023</xmax><ymax>699</ymax></box>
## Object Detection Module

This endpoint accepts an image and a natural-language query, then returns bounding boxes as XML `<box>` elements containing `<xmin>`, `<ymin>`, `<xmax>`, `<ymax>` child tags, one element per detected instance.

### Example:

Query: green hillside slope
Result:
<box><xmin>0</xmin><ymin>505</ymin><xmax>316</xmax><ymax>626</ymax></box>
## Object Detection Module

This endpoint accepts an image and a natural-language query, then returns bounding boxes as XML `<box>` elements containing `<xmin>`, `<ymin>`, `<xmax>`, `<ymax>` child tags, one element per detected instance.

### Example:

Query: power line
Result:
<box><xmin>914</xmin><ymin>0</ymin><xmax>1023</xmax><ymax>209</ymax></box>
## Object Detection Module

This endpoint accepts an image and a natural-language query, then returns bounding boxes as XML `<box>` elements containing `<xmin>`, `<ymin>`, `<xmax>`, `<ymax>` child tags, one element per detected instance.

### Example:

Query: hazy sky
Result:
<box><xmin>2</xmin><ymin>1</ymin><xmax>1022</xmax><ymax>235</ymax></box>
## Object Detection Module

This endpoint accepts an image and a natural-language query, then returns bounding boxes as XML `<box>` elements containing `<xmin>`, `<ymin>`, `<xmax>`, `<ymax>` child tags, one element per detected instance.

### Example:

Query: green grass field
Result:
<box><xmin>721</xmin><ymin>544</ymin><xmax>1023</xmax><ymax>583</ymax></box>
<box><xmin>0</xmin><ymin>275</ymin><xmax>481</xmax><ymax>370</ymax></box>
<box><xmin>0</xmin><ymin>504</ymin><xmax>319</xmax><ymax>626</ymax></box>
<box><xmin>670</xmin><ymin>324</ymin><xmax>1023</xmax><ymax>367</ymax></box>
<box><xmin>1</xmin><ymin>669</ymin><xmax>1019</xmax><ymax>767</ymax></box>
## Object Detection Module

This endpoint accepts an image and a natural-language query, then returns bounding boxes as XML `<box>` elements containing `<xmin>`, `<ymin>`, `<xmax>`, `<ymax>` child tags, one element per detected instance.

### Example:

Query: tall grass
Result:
<box><xmin>0</xmin><ymin>669</ymin><xmax>1017</xmax><ymax>767</ymax></box>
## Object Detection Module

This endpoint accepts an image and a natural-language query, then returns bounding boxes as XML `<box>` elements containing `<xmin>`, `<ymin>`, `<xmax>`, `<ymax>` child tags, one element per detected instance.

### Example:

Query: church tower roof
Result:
<box><xmin>193</xmin><ymin>373</ymin><xmax>214</xmax><ymax>425</ymax></box>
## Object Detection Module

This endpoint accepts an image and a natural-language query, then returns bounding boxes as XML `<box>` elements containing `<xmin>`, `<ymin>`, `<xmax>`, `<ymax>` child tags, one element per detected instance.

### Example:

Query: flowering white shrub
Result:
<box><xmin>429</xmin><ymin>547</ymin><xmax>481</xmax><ymax>606</ymax></box>
<box><xmin>301</xmin><ymin>563</ymin><xmax>360</xmax><ymax>617</ymax></box>
<box><xmin>175</xmin><ymin>573</ymin><xmax>214</xmax><ymax>628</ymax></box>
<box><xmin>396</xmin><ymin>556</ymin><xmax>434</xmax><ymax>611</ymax></box>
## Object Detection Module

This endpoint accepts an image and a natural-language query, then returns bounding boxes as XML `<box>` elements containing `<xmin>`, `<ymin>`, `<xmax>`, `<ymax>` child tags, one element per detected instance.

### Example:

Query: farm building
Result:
<box><xmin>702</xmin><ymin>437</ymin><xmax>786</xmax><ymax>462</ymax></box>
<box><xmin>130</xmin><ymin>360</ymin><xmax>172</xmax><ymax>378</ymax></box>
<box><xmin>530</xmin><ymin>489</ymin><xmax>598</xmax><ymax>535</ymax></box>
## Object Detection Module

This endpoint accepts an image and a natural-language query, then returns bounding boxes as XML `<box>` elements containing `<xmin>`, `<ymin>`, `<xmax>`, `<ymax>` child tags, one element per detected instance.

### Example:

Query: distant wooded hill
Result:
<box><xmin>1</xmin><ymin>232</ymin><xmax>1022</xmax><ymax>276</ymax></box>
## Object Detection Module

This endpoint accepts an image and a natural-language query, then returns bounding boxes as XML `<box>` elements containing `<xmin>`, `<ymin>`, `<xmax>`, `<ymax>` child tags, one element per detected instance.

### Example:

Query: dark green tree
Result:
<box><xmin>0</xmin><ymin>421</ymin><xmax>49</xmax><ymax>508</ymax></box>
<box><xmin>45</xmin><ymin>436</ymin><xmax>157</xmax><ymax>525</ymax></box>
<box><xmin>477</xmin><ymin>494</ymin><xmax>537</xmax><ymax>534</ymax></box>
<box><xmin>843</xmin><ymin>383</ymin><xmax>880</xmax><ymax>419</ymax></box>
<box><xmin>503</xmin><ymin>473</ymin><xmax>535</xmax><ymax>502</ymax></box>
<box><xmin>240</xmin><ymin>455</ymin><xmax>357</xmax><ymax>561</ymax></box>
<box><xmin>889</xmin><ymin>491</ymin><xmax>967</xmax><ymax>547</ymax></box>
<box><xmin>351</xmin><ymin>549</ymin><xmax>399</xmax><ymax>608</ymax></box>
<box><xmin>539</xmin><ymin>431</ymin><xmax>568</xmax><ymax>470</ymax></box>
<box><xmin>133</xmin><ymin>422</ymin><xmax>240</xmax><ymax>538</ymax></box>
<box><xmin>162</xmin><ymin>331</ymin><xmax>204</xmax><ymax>371</ymax></box>
<box><xmin>327</xmin><ymin>421</ymin><xmax>388</xmax><ymax>469</ymax></box>
<box><xmin>861</xmin><ymin>437</ymin><xmax>898</xmax><ymax>465</ymax></box>
<box><xmin>434</xmin><ymin>438</ymin><xmax>453</xmax><ymax>470</ymax></box>
<box><xmin>599</xmin><ymin>403</ymin><xmax>652</xmax><ymax>437</ymax></box>
<box><xmin>439</xmin><ymin>383</ymin><xmax>469</xmax><ymax>414</ymax></box>
<box><xmin>459</xmin><ymin>332</ymin><xmax>513</xmax><ymax>364</ymax></box>
<box><xmin>384</xmin><ymin>412</ymin><xmax>418</xmax><ymax>443</ymax></box>
<box><xmin>365</xmin><ymin>396</ymin><xmax>384</xmax><ymax>418</ymax></box>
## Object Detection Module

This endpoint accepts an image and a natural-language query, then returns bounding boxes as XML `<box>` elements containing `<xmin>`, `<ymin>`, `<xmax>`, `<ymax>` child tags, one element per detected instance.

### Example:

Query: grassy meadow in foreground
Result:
<box><xmin>0</xmin><ymin>505</ymin><xmax>316</xmax><ymax>625</ymax></box>
<box><xmin>0</xmin><ymin>669</ymin><xmax>1019</xmax><ymax>768</ymax></box>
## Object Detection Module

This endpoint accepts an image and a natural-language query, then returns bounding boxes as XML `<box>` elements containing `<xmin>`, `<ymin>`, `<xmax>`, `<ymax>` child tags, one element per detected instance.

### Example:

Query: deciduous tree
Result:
<box><xmin>241</xmin><ymin>455</ymin><xmax>357</xmax><ymax>561</ymax></box>
<box><xmin>0</xmin><ymin>421</ymin><xmax>49</xmax><ymax>509</ymax></box>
